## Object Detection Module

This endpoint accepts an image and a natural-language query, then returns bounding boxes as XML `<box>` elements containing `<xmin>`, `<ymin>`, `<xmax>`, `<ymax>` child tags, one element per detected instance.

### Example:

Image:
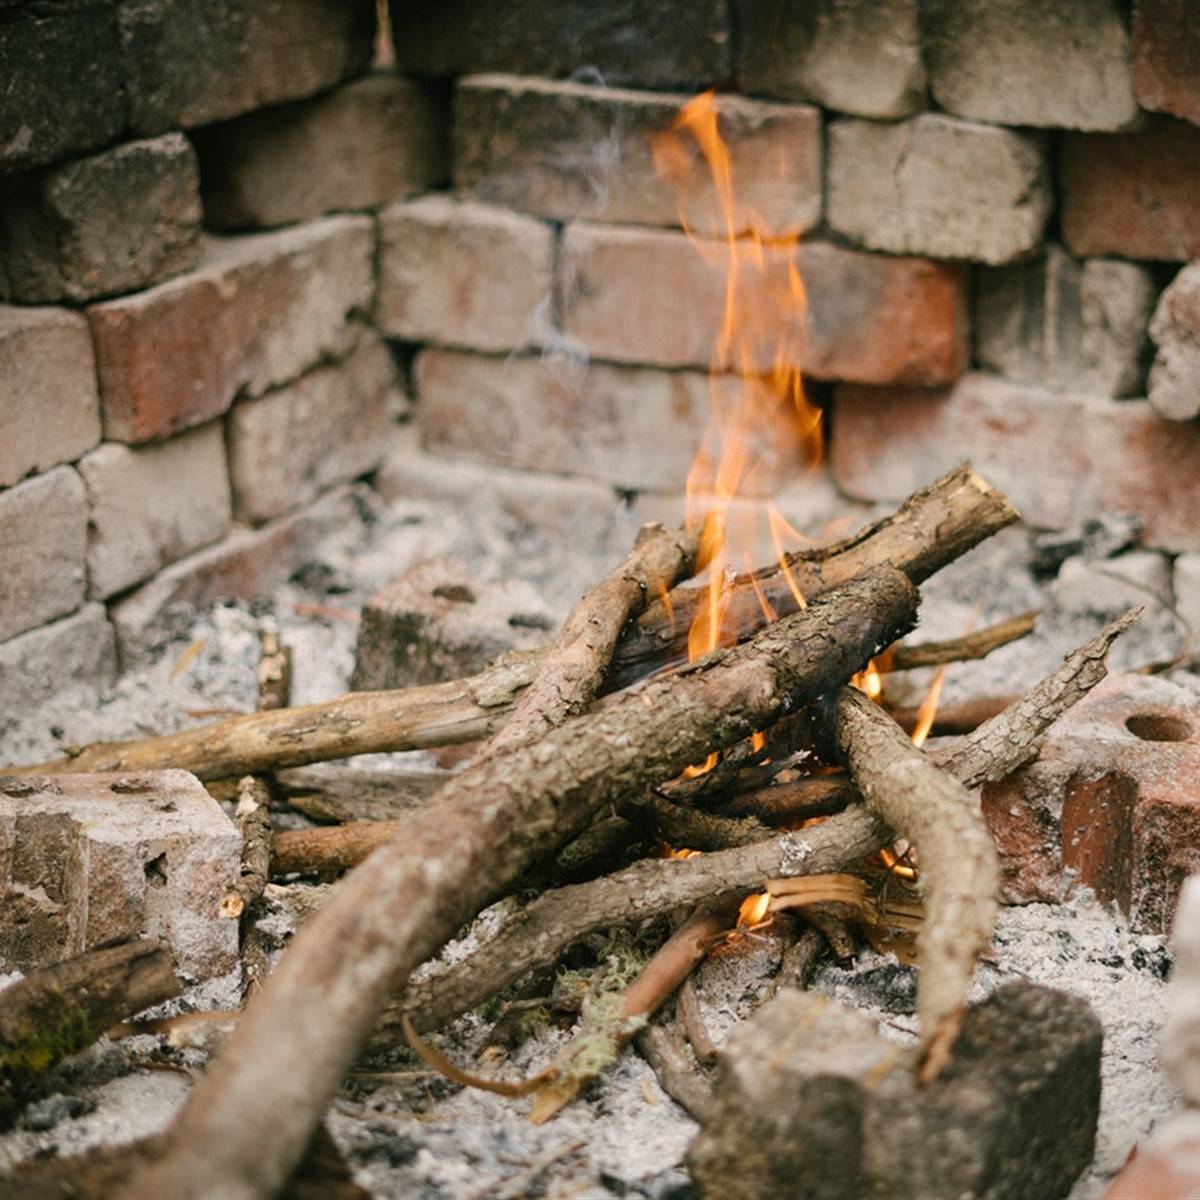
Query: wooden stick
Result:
<box><xmin>887</xmin><ymin>610</ymin><xmax>1038</xmax><ymax>671</ymax></box>
<box><xmin>677</xmin><ymin>976</ymin><xmax>720</xmax><ymax>1067</ymax></box>
<box><xmin>891</xmin><ymin>694</ymin><xmax>1018</xmax><ymax>738</ymax></box>
<box><xmin>255</xmin><ymin>622</ymin><xmax>292</xmax><ymax>713</ymax></box>
<box><xmin>219</xmin><ymin>777</ymin><xmax>273</xmax><ymax>919</ymax></box>
<box><xmin>618</xmin><ymin>792</ymin><xmax>774</xmax><ymax>851</ymax></box>
<box><xmin>270</xmin><ymin>819</ymin><xmax>402</xmax><ymax>877</ymax></box>
<box><xmin>634</xmin><ymin>1023</ymin><xmax>713</xmax><ymax>1120</ymax></box>
<box><xmin>273</xmin><ymin>765</ymin><xmax>450</xmax><ymax>824</ymax></box>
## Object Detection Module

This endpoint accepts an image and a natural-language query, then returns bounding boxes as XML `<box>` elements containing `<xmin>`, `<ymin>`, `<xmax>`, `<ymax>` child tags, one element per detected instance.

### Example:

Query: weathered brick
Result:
<box><xmin>80</xmin><ymin>422</ymin><xmax>233</xmax><ymax>600</ymax></box>
<box><xmin>831</xmin><ymin>374</ymin><xmax>1200</xmax><ymax>552</ymax></box>
<box><xmin>980</xmin><ymin>673</ymin><xmax>1200</xmax><ymax>933</ymax></box>
<box><xmin>194</xmin><ymin>74</ymin><xmax>447</xmax><ymax>231</ymax></box>
<box><xmin>0</xmin><ymin>468</ymin><xmax>87</xmax><ymax>644</ymax></box>
<box><xmin>118</xmin><ymin>0</ymin><xmax>375</xmax><ymax>136</ymax></box>
<box><xmin>560</xmin><ymin>224</ymin><xmax>968</xmax><ymax>384</ymax></box>
<box><xmin>975</xmin><ymin>245</ymin><xmax>1157</xmax><ymax>398</ymax></box>
<box><xmin>1060</xmin><ymin>117</ymin><xmax>1200</xmax><ymax>261</ymax></box>
<box><xmin>377</xmin><ymin>196</ymin><xmax>555</xmax><ymax>352</ymax></box>
<box><xmin>828</xmin><ymin>115</ymin><xmax>1052</xmax><ymax>265</ymax></box>
<box><xmin>390</xmin><ymin>0</ymin><xmax>730</xmax><ymax>89</ymax></box>
<box><xmin>227</xmin><ymin>334</ymin><xmax>397</xmax><ymax>523</ymax></box>
<box><xmin>0</xmin><ymin>1</ymin><xmax>126</xmax><ymax>173</ymax></box>
<box><xmin>454</xmin><ymin>75</ymin><xmax>821</xmax><ymax>237</ymax></box>
<box><xmin>924</xmin><ymin>0</ymin><xmax>1137</xmax><ymax>130</ymax></box>
<box><xmin>1106</xmin><ymin>1111</ymin><xmax>1200</xmax><ymax>1200</ymax></box>
<box><xmin>1148</xmin><ymin>261</ymin><xmax>1200</xmax><ymax>421</ymax></box>
<box><xmin>87</xmin><ymin>215</ymin><xmax>373</xmax><ymax>443</ymax></box>
<box><xmin>0</xmin><ymin>307</ymin><xmax>100</xmax><ymax>488</ymax></box>
<box><xmin>1164</xmin><ymin>875</ymin><xmax>1200</xmax><ymax>1104</ymax></box>
<box><xmin>1133</xmin><ymin>0</ymin><xmax>1200</xmax><ymax>127</ymax></box>
<box><xmin>1176</xmin><ymin>556</ymin><xmax>1200</xmax><ymax>656</ymax></box>
<box><xmin>0</xmin><ymin>772</ymin><xmax>239</xmax><ymax>983</ymax></box>
<box><xmin>736</xmin><ymin>0</ymin><xmax>924</xmax><ymax>119</ymax></box>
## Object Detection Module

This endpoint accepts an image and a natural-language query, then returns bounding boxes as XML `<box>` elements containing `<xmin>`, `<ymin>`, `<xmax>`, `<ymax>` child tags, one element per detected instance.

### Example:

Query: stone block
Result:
<box><xmin>736</xmin><ymin>0</ymin><xmax>924</xmax><ymax>119</ymax></box>
<box><xmin>227</xmin><ymin>334</ymin><xmax>397</xmax><ymax>523</ymax></box>
<box><xmin>975</xmin><ymin>245</ymin><xmax>1157</xmax><ymax>397</ymax></box>
<box><xmin>688</xmin><ymin>983</ymin><xmax>1101</xmax><ymax>1200</ymax></box>
<box><xmin>924</xmin><ymin>0</ymin><xmax>1136</xmax><ymax>130</ymax></box>
<box><xmin>1106</xmin><ymin>1111</ymin><xmax>1200</xmax><ymax>1200</ymax></box>
<box><xmin>87</xmin><ymin>214</ymin><xmax>373</xmax><ymax>443</ymax></box>
<box><xmin>454</xmin><ymin>75</ymin><xmax>821</xmax><ymax>237</ymax></box>
<box><xmin>79</xmin><ymin>422</ymin><xmax>233</xmax><ymax>601</ymax></box>
<box><xmin>352</xmin><ymin>557</ymin><xmax>555</xmax><ymax>691</ymax></box>
<box><xmin>1174</xmin><ymin>555</ymin><xmax>1200</xmax><ymax>650</ymax></box>
<box><xmin>0</xmin><ymin>771</ymin><xmax>239</xmax><ymax>984</ymax></box>
<box><xmin>0</xmin><ymin>134</ymin><xmax>201</xmax><ymax>304</ymax></box>
<box><xmin>0</xmin><ymin>468</ymin><xmax>87</xmax><ymax>644</ymax></box>
<box><xmin>1133</xmin><ymin>0</ymin><xmax>1200</xmax><ymax>127</ymax></box>
<box><xmin>390</xmin><ymin>0</ymin><xmax>730</xmax><ymax>89</ymax></box>
<box><xmin>828</xmin><ymin>115</ymin><xmax>1052</xmax><ymax>265</ymax></box>
<box><xmin>0</xmin><ymin>1</ymin><xmax>126</xmax><ymax>173</ymax></box>
<box><xmin>1060</xmin><ymin>117</ymin><xmax>1200</xmax><ymax>261</ymax></box>
<box><xmin>1163</xmin><ymin>875</ymin><xmax>1200</xmax><ymax>1104</ymax></box>
<box><xmin>830</xmin><ymin>373</ymin><xmax>1200</xmax><ymax>552</ymax></box>
<box><xmin>1050</xmin><ymin>551</ymin><xmax>1173</xmax><ymax>615</ymax></box>
<box><xmin>981</xmin><ymin>673</ymin><xmax>1200</xmax><ymax>933</ymax></box>
<box><xmin>194</xmin><ymin>73</ymin><xmax>447</xmax><ymax>231</ymax></box>
<box><xmin>1148</xmin><ymin>261</ymin><xmax>1200</xmax><ymax>422</ymax></box>
<box><xmin>377</xmin><ymin>196</ymin><xmax>555</xmax><ymax>352</ymax></box>
<box><xmin>118</xmin><ymin>0</ymin><xmax>376</xmax><ymax>136</ymax></box>
<box><xmin>0</xmin><ymin>306</ymin><xmax>100</xmax><ymax>488</ymax></box>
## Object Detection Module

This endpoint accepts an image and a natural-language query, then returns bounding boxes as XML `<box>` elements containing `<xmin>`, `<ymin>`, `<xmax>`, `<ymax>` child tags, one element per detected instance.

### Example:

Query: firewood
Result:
<box><xmin>256</xmin><ymin>621</ymin><xmax>292</xmax><ymax>713</ymax></box>
<box><xmin>273</xmin><ymin>764</ymin><xmax>450</xmax><ymax>824</ymax></box>
<box><xmin>891</xmin><ymin>693</ymin><xmax>1018</xmax><ymax>737</ymax></box>
<box><xmin>677</xmin><ymin>976</ymin><xmax>720</xmax><ymax>1067</ymax></box>
<box><xmin>634</xmin><ymin>1023</ymin><xmax>714</xmax><ymax>1120</ymax></box>
<box><xmin>219</xmin><ymin>777</ymin><xmax>273</xmax><ymax>919</ymax></box>
<box><xmin>270</xmin><ymin>818</ymin><xmax>404</xmax><ymax>877</ymax></box>
<box><xmin>887</xmin><ymin>610</ymin><xmax>1039</xmax><ymax>671</ymax></box>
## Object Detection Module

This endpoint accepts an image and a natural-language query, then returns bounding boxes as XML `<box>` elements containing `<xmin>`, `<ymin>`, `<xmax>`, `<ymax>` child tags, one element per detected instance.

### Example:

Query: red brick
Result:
<box><xmin>1060</xmin><ymin>117</ymin><xmax>1200</xmax><ymax>261</ymax></box>
<box><xmin>1133</xmin><ymin>0</ymin><xmax>1200</xmax><ymax>127</ymax></box>
<box><xmin>830</xmin><ymin>373</ymin><xmax>1200</xmax><ymax>552</ymax></box>
<box><xmin>980</xmin><ymin>673</ymin><xmax>1200</xmax><ymax>933</ymax></box>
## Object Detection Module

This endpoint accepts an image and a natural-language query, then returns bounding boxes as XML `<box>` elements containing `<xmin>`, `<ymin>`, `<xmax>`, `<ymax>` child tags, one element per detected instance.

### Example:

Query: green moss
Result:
<box><xmin>0</xmin><ymin>998</ymin><xmax>97</xmax><ymax>1124</ymax></box>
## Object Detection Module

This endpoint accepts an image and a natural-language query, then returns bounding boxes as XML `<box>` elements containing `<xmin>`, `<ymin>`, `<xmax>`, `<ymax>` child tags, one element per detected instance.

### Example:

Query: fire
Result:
<box><xmin>738</xmin><ymin>891</ymin><xmax>771</xmax><ymax>928</ymax></box>
<box><xmin>910</xmin><ymin>666</ymin><xmax>947</xmax><ymax>749</ymax></box>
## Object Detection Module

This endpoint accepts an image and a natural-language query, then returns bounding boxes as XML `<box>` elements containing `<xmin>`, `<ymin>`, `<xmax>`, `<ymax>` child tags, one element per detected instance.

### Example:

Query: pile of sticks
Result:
<box><xmin>5</xmin><ymin>464</ymin><xmax>1137</xmax><ymax>1199</ymax></box>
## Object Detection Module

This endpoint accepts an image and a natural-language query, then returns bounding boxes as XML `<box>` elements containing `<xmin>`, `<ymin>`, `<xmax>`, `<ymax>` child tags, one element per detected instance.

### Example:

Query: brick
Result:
<box><xmin>736</xmin><ymin>0</ymin><xmax>924</xmax><ymax>119</ymax></box>
<box><xmin>193</xmin><ymin>74</ymin><xmax>447</xmax><ymax>231</ymax></box>
<box><xmin>377</xmin><ymin>197</ymin><xmax>555</xmax><ymax>352</ymax></box>
<box><xmin>0</xmin><ymin>134</ymin><xmax>201</xmax><ymax>304</ymax></box>
<box><xmin>87</xmin><ymin>215</ymin><xmax>373</xmax><ymax>443</ymax></box>
<box><xmin>924</xmin><ymin>0</ymin><xmax>1136</xmax><ymax>131</ymax></box>
<box><xmin>1106</xmin><ymin>1111</ymin><xmax>1200</xmax><ymax>1200</ymax></box>
<box><xmin>352</xmin><ymin>557</ymin><xmax>555</xmax><ymax>691</ymax></box>
<box><xmin>0</xmin><ymin>307</ymin><xmax>100</xmax><ymax>488</ymax></box>
<box><xmin>1133</xmin><ymin>0</ymin><xmax>1200</xmax><ymax>127</ymax></box>
<box><xmin>981</xmin><ymin>673</ymin><xmax>1200</xmax><ymax>933</ymax></box>
<box><xmin>1164</xmin><ymin>876</ymin><xmax>1200</xmax><ymax>1104</ymax></box>
<box><xmin>1060</xmin><ymin>117</ymin><xmax>1200</xmax><ymax>261</ymax></box>
<box><xmin>0</xmin><ymin>468</ymin><xmax>87</xmax><ymax>644</ymax></box>
<box><xmin>560</xmin><ymin>224</ymin><xmax>968</xmax><ymax>384</ymax></box>
<box><xmin>831</xmin><ymin>373</ymin><xmax>1200</xmax><ymax>552</ymax></box>
<box><xmin>390</xmin><ymin>0</ymin><xmax>730</xmax><ymax>89</ymax></box>
<box><xmin>828</xmin><ymin>115</ymin><xmax>1052</xmax><ymax>265</ymax></box>
<box><xmin>118</xmin><ymin>0</ymin><xmax>375</xmax><ymax>136</ymax></box>
<box><xmin>454</xmin><ymin>75</ymin><xmax>821</xmax><ymax>237</ymax></box>
<box><xmin>227</xmin><ymin>334</ymin><xmax>397</xmax><ymax>523</ymax></box>
<box><xmin>0</xmin><ymin>1</ymin><xmax>126</xmax><ymax>173</ymax></box>
<box><xmin>1175</xmin><ymin>556</ymin><xmax>1200</xmax><ymax>653</ymax></box>
<box><xmin>0</xmin><ymin>771</ymin><xmax>239</xmax><ymax>984</ymax></box>
<box><xmin>1148</xmin><ymin>262</ymin><xmax>1200</xmax><ymax>422</ymax></box>
<box><xmin>975</xmin><ymin>245</ymin><xmax>1157</xmax><ymax>398</ymax></box>
<box><xmin>79</xmin><ymin>422</ymin><xmax>233</xmax><ymax>600</ymax></box>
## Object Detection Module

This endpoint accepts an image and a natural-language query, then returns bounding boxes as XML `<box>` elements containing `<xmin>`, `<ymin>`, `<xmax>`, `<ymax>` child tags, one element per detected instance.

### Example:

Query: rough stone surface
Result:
<box><xmin>560</xmin><ymin>224</ymin><xmax>967</xmax><ymax>383</ymax></box>
<box><xmin>975</xmin><ymin>245</ymin><xmax>1157</xmax><ymax>398</ymax></box>
<box><xmin>0</xmin><ymin>307</ymin><xmax>100</xmax><ymax>488</ymax></box>
<box><xmin>1175</xmin><ymin>556</ymin><xmax>1200</xmax><ymax>652</ymax></box>
<box><xmin>1050</xmin><ymin>551</ymin><xmax>1173</xmax><ymax>616</ymax></box>
<box><xmin>1163</xmin><ymin>875</ymin><xmax>1200</xmax><ymax>1104</ymax></box>
<box><xmin>377</xmin><ymin>196</ymin><xmax>555</xmax><ymax>352</ymax></box>
<box><xmin>828</xmin><ymin>115</ymin><xmax>1051</xmax><ymax>265</ymax></box>
<box><xmin>118</xmin><ymin>0</ymin><xmax>375</xmax><ymax>136</ymax></box>
<box><xmin>1133</xmin><ymin>0</ymin><xmax>1200</xmax><ymax>127</ymax></box>
<box><xmin>1060</xmin><ymin>117</ymin><xmax>1200</xmax><ymax>262</ymax></box>
<box><xmin>0</xmin><ymin>771</ymin><xmax>239</xmax><ymax>984</ymax></box>
<box><xmin>87</xmin><ymin>215</ymin><xmax>373</xmax><ymax>443</ymax></box>
<box><xmin>80</xmin><ymin>423</ymin><xmax>233</xmax><ymax>601</ymax></box>
<box><xmin>454</xmin><ymin>75</ymin><xmax>822</xmax><ymax>237</ymax></box>
<box><xmin>831</xmin><ymin>373</ymin><xmax>1200</xmax><ymax>552</ymax></box>
<box><xmin>351</xmin><ymin>557</ymin><xmax>555</xmax><ymax>692</ymax></box>
<box><xmin>924</xmin><ymin>0</ymin><xmax>1137</xmax><ymax>130</ymax></box>
<box><xmin>1148</xmin><ymin>262</ymin><xmax>1200</xmax><ymax>422</ymax></box>
<box><xmin>736</xmin><ymin>0</ymin><xmax>924</xmax><ymax>118</ymax></box>
<box><xmin>688</xmin><ymin>983</ymin><xmax>1101</xmax><ymax>1200</ymax></box>
<box><xmin>194</xmin><ymin>73</ymin><xmax>447</xmax><ymax>231</ymax></box>
<box><xmin>227</xmin><ymin>334</ymin><xmax>397</xmax><ymax>523</ymax></box>
<box><xmin>390</xmin><ymin>0</ymin><xmax>730</xmax><ymax>88</ymax></box>
<box><xmin>981</xmin><ymin>673</ymin><xmax>1200</xmax><ymax>933</ymax></box>
<box><xmin>1105</xmin><ymin>1110</ymin><xmax>1200</xmax><ymax>1200</ymax></box>
<box><xmin>0</xmin><ymin>134</ymin><xmax>201</xmax><ymax>304</ymax></box>
<box><xmin>0</xmin><ymin>468</ymin><xmax>87</xmax><ymax>644</ymax></box>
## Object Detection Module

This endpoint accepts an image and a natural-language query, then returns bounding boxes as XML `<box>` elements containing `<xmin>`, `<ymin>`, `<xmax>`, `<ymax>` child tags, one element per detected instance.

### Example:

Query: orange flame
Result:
<box><xmin>738</xmin><ymin>892</ymin><xmax>771</xmax><ymax>928</ymax></box>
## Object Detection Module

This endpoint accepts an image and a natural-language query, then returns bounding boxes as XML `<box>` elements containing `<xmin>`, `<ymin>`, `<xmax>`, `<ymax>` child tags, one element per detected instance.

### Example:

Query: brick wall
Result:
<box><xmin>2</xmin><ymin>0</ymin><xmax>1200</xmax><ymax>709</ymax></box>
